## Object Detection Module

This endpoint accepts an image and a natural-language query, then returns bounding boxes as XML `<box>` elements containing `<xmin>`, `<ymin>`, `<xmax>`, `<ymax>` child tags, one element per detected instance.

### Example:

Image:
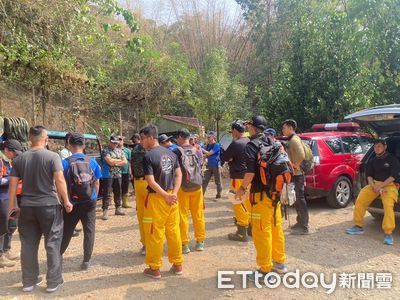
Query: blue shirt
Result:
<box><xmin>206</xmin><ymin>143</ymin><xmax>221</xmax><ymax>167</ymax></box>
<box><xmin>168</xmin><ymin>144</ymin><xmax>179</xmax><ymax>151</ymax></box>
<box><xmin>62</xmin><ymin>153</ymin><xmax>102</xmax><ymax>204</ymax></box>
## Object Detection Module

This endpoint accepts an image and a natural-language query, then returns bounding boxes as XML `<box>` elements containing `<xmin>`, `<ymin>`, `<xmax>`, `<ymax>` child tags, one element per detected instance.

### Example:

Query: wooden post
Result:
<box><xmin>32</xmin><ymin>87</ymin><xmax>36</xmax><ymax>125</ymax></box>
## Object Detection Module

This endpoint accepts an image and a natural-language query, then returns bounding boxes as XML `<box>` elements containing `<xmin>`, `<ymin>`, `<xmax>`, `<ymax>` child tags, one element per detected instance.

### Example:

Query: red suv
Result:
<box><xmin>294</xmin><ymin>123</ymin><xmax>373</xmax><ymax>208</ymax></box>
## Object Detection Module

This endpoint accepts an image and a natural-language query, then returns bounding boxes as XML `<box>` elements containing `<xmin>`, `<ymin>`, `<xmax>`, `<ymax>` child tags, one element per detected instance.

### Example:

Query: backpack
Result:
<box><xmin>257</xmin><ymin>139</ymin><xmax>294</xmax><ymax>225</ymax></box>
<box><xmin>178</xmin><ymin>146</ymin><xmax>203</xmax><ymax>192</ymax></box>
<box><xmin>300</xmin><ymin>141</ymin><xmax>314</xmax><ymax>173</ymax></box>
<box><xmin>131</xmin><ymin>144</ymin><xmax>146</xmax><ymax>178</ymax></box>
<box><xmin>66</xmin><ymin>156</ymin><xmax>95</xmax><ymax>202</ymax></box>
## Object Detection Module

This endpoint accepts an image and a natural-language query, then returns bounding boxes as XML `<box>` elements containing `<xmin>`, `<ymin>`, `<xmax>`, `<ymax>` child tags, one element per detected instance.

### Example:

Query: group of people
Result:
<box><xmin>0</xmin><ymin>113</ymin><xmax>399</xmax><ymax>292</ymax></box>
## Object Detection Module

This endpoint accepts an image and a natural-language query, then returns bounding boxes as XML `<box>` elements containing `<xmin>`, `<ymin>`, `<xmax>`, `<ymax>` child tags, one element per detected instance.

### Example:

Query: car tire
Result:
<box><xmin>327</xmin><ymin>176</ymin><xmax>352</xmax><ymax>208</ymax></box>
<box><xmin>369</xmin><ymin>211</ymin><xmax>384</xmax><ymax>221</ymax></box>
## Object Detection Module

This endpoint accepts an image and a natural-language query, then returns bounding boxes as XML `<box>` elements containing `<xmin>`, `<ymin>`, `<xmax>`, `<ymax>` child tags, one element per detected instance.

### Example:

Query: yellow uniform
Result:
<box><xmin>134</xmin><ymin>178</ymin><xmax>148</xmax><ymax>245</ymax></box>
<box><xmin>230</xmin><ymin>179</ymin><xmax>251</xmax><ymax>226</ymax></box>
<box><xmin>143</xmin><ymin>192</ymin><xmax>183</xmax><ymax>270</ymax></box>
<box><xmin>178</xmin><ymin>187</ymin><xmax>206</xmax><ymax>245</ymax></box>
<box><xmin>250</xmin><ymin>192</ymin><xmax>286</xmax><ymax>273</ymax></box>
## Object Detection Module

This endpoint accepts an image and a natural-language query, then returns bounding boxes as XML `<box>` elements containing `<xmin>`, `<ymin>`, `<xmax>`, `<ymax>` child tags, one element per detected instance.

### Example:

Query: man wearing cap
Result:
<box><xmin>235</xmin><ymin>116</ymin><xmax>287</xmax><ymax>280</ymax></box>
<box><xmin>282</xmin><ymin>119</ymin><xmax>309</xmax><ymax>235</ymax></box>
<box><xmin>264</xmin><ymin>128</ymin><xmax>277</xmax><ymax>140</ymax></box>
<box><xmin>0</xmin><ymin>139</ymin><xmax>23</xmax><ymax>267</ymax></box>
<box><xmin>346</xmin><ymin>139</ymin><xmax>400</xmax><ymax>245</ymax></box>
<box><xmin>202</xmin><ymin>131</ymin><xmax>223</xmax><ymax>199</ymax></box>
<box><xmin>130</xmin><ymin>133</ymin><xmax>148</xmax><ymax>255</ymax></box>
<box><xmin>60</xmin><ymin>132</ymin><xmax>102</xmax><ymax>270</ymax></box>
<box><xmin>220</xmin><ymin>120</ymin><xmax>251</xmax><ymax>242</ymax></box>
<box><xmin>159</xmin><ymin>134</ymin><xmax>178</xmax><ymax>151</ymax></box>
<box><xmin>100</xmin><ymin>134</ymin><xmax>127</xmax><ymax>220</ymax></box>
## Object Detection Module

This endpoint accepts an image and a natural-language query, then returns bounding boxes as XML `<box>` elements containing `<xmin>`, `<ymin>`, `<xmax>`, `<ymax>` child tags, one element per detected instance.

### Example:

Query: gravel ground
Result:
<box><xmin>1</xmin><ymin>179</ymin><xmax>400</xmax><ymax>299</ymax></box>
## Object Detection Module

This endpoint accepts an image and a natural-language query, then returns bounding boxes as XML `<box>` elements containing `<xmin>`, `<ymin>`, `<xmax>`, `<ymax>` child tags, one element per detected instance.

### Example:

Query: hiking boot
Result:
<box><xmin>140</xmin><ymin>246</ymin><xmax>146</xmax><ymax>256</ymax></box>
<box><xmin>4</xmin><ymin>250</ymin><xmax>19</xmax><ymax>261</ymax></box>
<box><xmin>102</xmin><ymin>209</ymin><xmax>109</xmax><ymax>220</ymax></box>
<box><xmin>72</xmin><ymin>230</ymin><xmax>80</xmax><ymax>237</ymax></box>
<box><xmin>195</xmin><ymin>242</ymin><xmax>204</xmax><ymax>251</ymax></box>
<box><xmin>182</xmin><ymin>244</ymin><xmax>191</xmax><ymax>254</ymax></box>
<box><xmin>170</xmin><ymin>264</ymin><xmax>183</xmax><ymax>275</ymax></box>
<box><xmin>46</xmin><ymin>281</ymin><xmax>64</xmax><ymax>293</ymax></box>
<box><xmin>291</xmin><ymin>226</ymin><xmax>310</xmax><ymax>235</ymax></box>
<box><xmin>228</xmin><ymin>225</ymin><xmax>249</xmax><ymax>242</ymax></box>
<box><xmin>215</xmin><ymin>194</ymin><xmax>222</xmax><ymax>200</ymax></box>
<box><xmin>81</xmin><ymin>261</ymin><xmax>91</xmax><ymax>270</ymax></box>
<box><xmin>22</xmin><ymin>277</ymin><xmax>43</xmax><ymax>292</ymax></box>
<box><xmin>122</xmin><ymin>195</ymin><xmax>132</xmax><ymax>208</ymax></box>
<box><xmin>346</xmin><ymin>226</ymin><xmax>364</xmax><ymax>235</ymax></box>
<box><xmin>384</xmin><ymin>234</ymin><xmax>394</xmax><ymax>245</ymax></box>
<box><xmin>0</xmin><ymin>255</ymin><xmax>16</xmax><ymax>268</ymax></box>
<box><xmin>115</xmin><ymin>207</ymin><xmax>126</xmax><ymax>216</ymax></box>
<box><xmin>143</xmin><ymin>268</ymin><xmax>161</xmax><ymax>279</ymax></box>
<box><xmin>272</xmin><ymin>261</ymin><xmax>288</xmax><ymax>274</ymax></box>
<box><xmin>290</xmin><ymin>222</ymin><xmax>302</xmax><ymax>230</ymax></box>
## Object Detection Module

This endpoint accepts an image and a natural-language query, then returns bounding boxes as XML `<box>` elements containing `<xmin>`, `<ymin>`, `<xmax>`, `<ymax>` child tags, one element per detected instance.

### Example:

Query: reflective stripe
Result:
<box><xmin>143</xmin><ymin>217</ymin><xmax>153</xmax><ymax>223</ymax></box>
<box><xmin>251</xmin><ymin>213</ymin><xmax>261</xmax><ymax>219</ymax></box>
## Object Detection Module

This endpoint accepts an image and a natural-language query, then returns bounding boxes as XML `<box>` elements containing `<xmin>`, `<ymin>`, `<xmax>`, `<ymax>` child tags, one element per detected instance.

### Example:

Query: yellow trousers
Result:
<box><xmin>143</xmin><ymin>192</ymin><xmax>183</xmax><ymax>270</ymax></box>
<box><xmin>250</xmin><ymin>192</ymin><xmax>286</xmax><ymax>273</ymax></box>
<box><xmin>354</xmin><ymin>182</ymin><xmax>398</xmax><ymax>234</ymax></box>
<box><xmin>178</xmin><ymin>187</ymin><xmax>206</xmax><ymax>245</ymax></box>
<box><xmin>134</xmin><ymin>178</ymin><xmax>148</xmax><ymax>246</ymax></box>
<box><xmin>230</xmin><ymin>179</ymin><xmax>251</xmax><ymax>226</ymax></box>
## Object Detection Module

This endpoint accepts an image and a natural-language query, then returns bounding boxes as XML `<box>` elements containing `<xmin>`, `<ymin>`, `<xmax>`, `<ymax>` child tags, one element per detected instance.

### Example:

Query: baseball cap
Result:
<box><xmin>131</xmin><ymin>133</ymin><xmax>140</xmax><ymax>141</ymax></box>
<box><xmin>231</xmin><ymin>120</ymin><xmax>246</xmax><ymax>133</ymax></box>
<box><xmin>374</xmin><ymin>138</ymin><xmax>387</xmax><ymax>145</ymax></box>
<box><xmin>264</xmin><ymin>128</ymin><xmax>277</xmax><ymax>136</ymax></box>
<box><xmin>245</xmin><ymin>116</ymin><xmax>268</xmax><ymax>130</ymax></box>
<box><xmin>110</xmin><ymin>134</ymin><xmax>121</xmax><ymax>144</ymax></box>
<box><xmin>207</xmin><ymin>131</ymin><xmax>217</xmax><ymax>137</ymax></box>
<box><xmin>158</xmin><ymin>134</ymin><xmax>172</xmax><ymax>144</ymax></box>
<box><xmin>69</xmin><ymin>132</ymin><xmax>85</xmax><ymax>146</ymax></box>
<box><xmin>4</xmin><ymin>139</ymin><xmax>23</xmax><ymax>155</ymax></box>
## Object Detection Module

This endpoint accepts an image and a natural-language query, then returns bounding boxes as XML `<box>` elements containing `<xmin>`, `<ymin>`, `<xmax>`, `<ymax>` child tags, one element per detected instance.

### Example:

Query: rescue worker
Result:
<box><xmin>220</xmin><ymin>120</ymin><xmax>251</xmax><ymax>242</ymax></box>
<box><xmin>173</xmin><ymin>128</ymin><xmax>205</xmax><ymax>254</ymax></box>
<box><xmin>235</xmin><ymin>116</ymin><xmax>288</xmax><ymax>280</ymax></box>
<box><xmin>346</xmin><ymin>139</ymin><xmax>400</xmax><ymax>245</ymax></box>
<box><xmin>140</xmin><ymin>124</ymin><xmax>183</xmax><ymax>279</ymax></box>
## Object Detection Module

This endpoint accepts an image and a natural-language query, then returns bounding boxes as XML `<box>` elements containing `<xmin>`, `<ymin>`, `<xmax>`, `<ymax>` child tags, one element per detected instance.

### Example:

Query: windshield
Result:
<box><xmin>47</xmin><ymin>137</ymin><xmax>100</xmax><ymax>157</ymax></box>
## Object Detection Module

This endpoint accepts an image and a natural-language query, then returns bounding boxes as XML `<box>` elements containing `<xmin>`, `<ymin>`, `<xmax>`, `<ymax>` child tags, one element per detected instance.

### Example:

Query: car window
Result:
<box><xmin>359</xmin><ymin>136</ymin><xmax>374</xmax><ymax>153</ymax></box>
<box><xmin>85</xmin><ymin>138</ymin><xmax>100</xmax><ymax>156</ymax></box>
<box><xmin>325</xmin><ymin>138</ymin><xmax>342</xmax><ymax>154</ymax></box>
<box><xmin>341</xmin><ymin>136</ymin><xmax>363</xmax><ymax>154</ymax></box>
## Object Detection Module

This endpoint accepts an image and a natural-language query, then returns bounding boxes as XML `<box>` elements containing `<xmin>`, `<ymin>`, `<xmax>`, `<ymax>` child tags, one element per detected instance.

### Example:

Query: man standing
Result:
<box><xmin>236</xmin><ymin>116</ymin><xmax>287</xmax><ymax>280</ymax></box>
<box><xmin>8</xmin><ymin>126</ymin><xmax>73</xmax><ymax>293</ymax></box>
<box><xmin>59</xmin><ymin>132</ymin><xmax>72</xmax><ymax>160</ymax></box>
<box><xmin>140</xmin><ymin>124</ymin><xmax>183</xmax><ymax>279</ymax></box>
<box><xmin>346</xmin><ymin>139</ymin><xmax>400</xmax><ymax>245</ymax></box>
<box><xmin>202</xmin><ymin>131</ymin><xmax>222</xmax><ymax>199</ymax></box>
<box><xmin>60</xmin><ymin>132</ymin><xmax>101</xmax><ymax>270</ymax></box>
<box><xmin>130</xmin><ymin>133</ymin><xmax>148</xmax><ymax>255</ymax></box>
<box><xmin>159</xmin><ymin>134</ymin><xmax>178</xmax><ymax>151</ymax></box>
<box><xmin>220</xmin><ymin>120</ymin><xmax>251</xmax><ymax>242</ymax></box>
<box><xmin>173</xmin><ymin>128</ymin><xmax>205</xmax><ymax>254</ymax></box>
<box><xmin>100</xmin><ymin>135</ymin><xmax>127</xmax><ymax>220</ymax></box>
<box><xmin>282</xmin><ymin>119</ymin><xmax>309</xmax><ymax>235</ymax></box>
<box><xmin>119</xmin><ymin>137</ymin><xmax>132</xmax><ymax>209</ymax></box>
<box><xmin>0</xmin><ymin>140</ymin><xmax>23</xmax><ymax>268</ymax></box>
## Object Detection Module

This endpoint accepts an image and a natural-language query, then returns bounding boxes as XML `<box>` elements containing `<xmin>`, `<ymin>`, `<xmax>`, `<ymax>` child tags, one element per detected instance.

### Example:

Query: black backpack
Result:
<box><xmin>178</xmin><ymin>146</ymin><xmax>203</xmax><ymax>192</ymax></box>
<box><xmin>66</xmin><ymin>156</ymin><xmax>95</xmax><ymax>202</ymax></box>
<box><xmin>131</xmin><ymin>144</ymin><xmax>146</xmax><ymax>178</ymax></box>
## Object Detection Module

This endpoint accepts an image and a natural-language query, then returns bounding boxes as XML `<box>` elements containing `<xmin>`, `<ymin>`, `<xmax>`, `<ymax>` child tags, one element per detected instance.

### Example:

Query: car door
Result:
<box><xmin>340</xmin><ymin>135</ymin><xmax>364</xmax><ymax>173</ymax></box>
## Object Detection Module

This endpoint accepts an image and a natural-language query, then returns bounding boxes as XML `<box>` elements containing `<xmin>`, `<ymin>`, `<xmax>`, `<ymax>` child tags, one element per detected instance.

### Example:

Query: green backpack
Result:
<box><xmin>300</xmin><ymin>141</ymin><xmax>314</xmax><ymax>173</ymax></box>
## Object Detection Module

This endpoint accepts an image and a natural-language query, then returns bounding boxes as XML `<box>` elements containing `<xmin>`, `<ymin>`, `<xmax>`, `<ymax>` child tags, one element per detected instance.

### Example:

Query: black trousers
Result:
<box><xmin>19</xmin><ymin>205</ymin><xmax>63</xmax><ymax>287</ymax></box>
<box><xmin>202</xmin><ymin>166</ymin><xmax>222</xmax><ymax>195</ymax></box>
<box><xmin>61</xmin><ymin>201</ymin><xmax>96</xmax><ymax>262</ymax></box>
<box><xmin>121</xmin><ymin>174</ymin><xmax>130</xmax><ymax>196</ymax></box>
<box><xmin>101</xmin><ymin>177</ymin><xmax>122</xmax><ymax>210</ymax></box>
<box><xmin>0</xmin><ymin>199</ymin><xmax>16</xmax><ymax>255</ymax></box>
<box><xmin>293</xmin><ymin>175</ymin><xmax>309</xmax><ymax>229</ymax></box>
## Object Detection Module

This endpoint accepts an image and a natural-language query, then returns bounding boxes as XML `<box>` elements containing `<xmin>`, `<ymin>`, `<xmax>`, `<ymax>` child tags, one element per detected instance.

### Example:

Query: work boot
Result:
<box><xmin>228</xmin><ymin>225</ymin><xmax>249</xmax><ymax>242</ymax></box>
<box><xmin>122</xmin><ymin>195</ymin><xmax>132</xmax><ymax>208</ymax></box>
<box><xmin>0</xmin><ymin>255</ymin><xmax>16</xmax><ymax>267</ymax></box>
<box><xmin>115</xmin><ymin>207</ymin><xmax>126</xmax><ymax>216</ymax></box>
<box><xmin>102</xmin><ymin>209</ymin><xmax>109</xmax><ymax>220</ymax></box>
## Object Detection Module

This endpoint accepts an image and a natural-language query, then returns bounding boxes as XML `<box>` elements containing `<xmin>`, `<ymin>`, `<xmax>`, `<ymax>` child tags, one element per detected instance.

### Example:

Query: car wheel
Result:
<box><xmin>369</xmin><ymin>211</ymin><xmax>383</xmax><ymax>221</ymax></box>
<box><xmin>327</xmin><ymin>176</ymin><xmax>352</xmax><ymax>208</ymax></box>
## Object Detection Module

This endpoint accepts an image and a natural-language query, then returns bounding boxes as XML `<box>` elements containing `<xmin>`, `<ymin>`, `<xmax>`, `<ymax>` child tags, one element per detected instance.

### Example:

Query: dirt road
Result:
<box><xmin>1</xmin><ymin>179</ymin><xmax>400</xmax><ymax>299</ymax></box>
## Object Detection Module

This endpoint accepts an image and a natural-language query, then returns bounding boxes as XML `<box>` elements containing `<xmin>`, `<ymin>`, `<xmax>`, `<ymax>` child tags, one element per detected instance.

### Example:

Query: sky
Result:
<box><xmin>119</xmin><ymin>0</ymin><xmax>243</xmax><ymax>24</ymax></box>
